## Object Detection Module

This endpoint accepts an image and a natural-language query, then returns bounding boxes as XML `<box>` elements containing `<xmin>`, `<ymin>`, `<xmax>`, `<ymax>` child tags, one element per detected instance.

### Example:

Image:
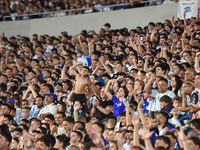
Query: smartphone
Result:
<box><xmin>139</xmin><ymin>36</ymin><xmax>143</xmax><ymax>40</ymax></box>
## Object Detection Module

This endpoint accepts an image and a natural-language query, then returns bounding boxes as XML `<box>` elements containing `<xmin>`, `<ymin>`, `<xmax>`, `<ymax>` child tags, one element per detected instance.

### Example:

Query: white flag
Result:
<box><xmin>177</xmin><ymin>0</ymin><xmax>198</xmax><ymax>19</ymax></box>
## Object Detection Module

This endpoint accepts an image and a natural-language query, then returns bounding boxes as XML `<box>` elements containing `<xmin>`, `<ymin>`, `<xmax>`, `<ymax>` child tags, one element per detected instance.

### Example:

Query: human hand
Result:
<box><xmin>123</xmin><ymin>99</ymin><xmax>130</xmax><ymax>109</ymax></box>
<box><xmin>138</xmin><ymin>98</ymin><xmax>144</xmax><ymax>108</ymax></box>
<box><xmin>172</xmin><ymin>108</ymin><xmax>179</xmax><ymax>112</ymax></box>
<box><xmin>148</xmin><ymin>118</ymin><xmax>158</xmax><ymax>128</ymax></box>
<box><xmin>171</xmin><ymin>16</ymin><xmax>175</xmax><ymax>22</ymax></box>
<box><xmin>178</xmin><ymin>126</ymin><xmax>186</xmax><ymax>141</ymax></box>
<box><xmin>131</xmin><ymin>115</ymin><xmax>140</xmax><ymax>126</ymax></box>
<box><xmin>142</xmin><ymin>124</ymin><xmax>154</xmax><ymax>140</ymax></box>
<box><xmin>196</xmin><ymin>52</ymin><xmax>200</xmax><ymax>57</ymax></box>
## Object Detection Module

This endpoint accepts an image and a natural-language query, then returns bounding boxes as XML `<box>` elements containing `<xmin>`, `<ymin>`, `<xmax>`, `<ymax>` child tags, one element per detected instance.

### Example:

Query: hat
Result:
<box><xmin>6</xmin><ymin>97</ymin><xmax>14</xmax><ymax>105</ymax></box>
<box><xmin>62</xmin><ymin>93</ymin><xmax>69</xmax><ymax>98</ymax></box>
<box><xmin>96</xmin><ymin>77</ymin><xmax>105</xmax><ymax>84</ymax></box>
<box><xmin>45</xmin><ymin>92</ymin><xmax>55</xmax><ymax>100</ymax></box>
<box><xmin>55</xmin><ymin>82</ymin><xmax>62</xmax><ymax>86</ymax></box>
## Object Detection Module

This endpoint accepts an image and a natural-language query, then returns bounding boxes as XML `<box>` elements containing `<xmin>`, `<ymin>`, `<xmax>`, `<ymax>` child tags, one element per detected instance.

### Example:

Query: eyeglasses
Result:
<box><xmin>126</xmin><ymin>130</ymin><xmax>134</xmax><ymax>133</ymax></box>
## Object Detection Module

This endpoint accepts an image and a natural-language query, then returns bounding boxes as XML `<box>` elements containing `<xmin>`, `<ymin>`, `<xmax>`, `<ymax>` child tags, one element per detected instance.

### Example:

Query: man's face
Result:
<box><xmin>156</xmin><ymin>67</ymin><xmax>165</xmax><ymax>76</ymax></box>
<box><xmin>55</xmin><ymin>114</ymin><xmax>64</xmax><ymax>125</ymax></box>
<box><xmin>0</xmin><ymin>134</ymin><xmax>9</xmax><ymax>150</ymax></box>
<box><xmin>1</xmin><ymin>106</ymin><xmax>10</xmax><ymax>115</ymax></box>
<box><xmin>3</xmin><ymin>117</ymin><xmax>10</xmax><ymax>124</ymax></box>
<box><xmin>158</xmin><ymin>81</ymin><xmax>168</xmax><ymax>93</ymax></box>
<box><xmin>36</xmin><ymin>97</ymin><xmax>44</xmax><ymax>108</ymax></box>
<box><xmin>173</xmin><ymin>65</ymin><xmax>180</xmax><ymax>75</ymax></box>
<box><xmin>195</xmin><ymin>75</ymin><xmax>200</xmax><ymax>84</ymax></box>
<box><xmin>6</xmin><ymin>69</ymin><xmax>12</xmax><ymax>78</ymax></box>
<box><xmin>81</xmin><ymin>68</ymin><xmax>89</xmax><ymax>76</ymax></box>
<box><xmin>45</xmin><ymin>95</ymin><xmax>53</xmax><ymax>104</ymax></box>
<box><xmin>70</xmin><ymin>132</ymin><xmax>78</xmax><ymax>144</ymax></box>
<box><xmin>55</xmin><ymin>84</ymin><xmax>63</xmax><ymax>92</ymax></box>
<box><xmin>41</xmin><ymin>86</ymin><xmax>49</xmax><ymax>96</ymax></box>
<box><xmin>36</xmin><ymin>141</ymin><xmax>49</xmax><ymax>150</ymax></box>
<box><xmin>185</xmin><ymin>70</ymin><xmax>194</xmax><ymax>80</ymax></box>
<box><xmin>91</xmin><ymin>124</ymin><xmax>101</xmax><ymax>134</ymax></box>
<box><xmin>120</xmin><ymin>116</ymin><xmax>126</xmax><ymax>126</ymax></box>
<box><xmin>31</xmin><ymin>121</ymin><xmax>40</xmax><ymax>131</ymax></box>
<box><xmin>63</xmin><ymin>121</ymin><xmax>73</xmax><ymax>132</ymax></box>
<box><xmin>155</xmin><ymin>139</ymin><xmax>168</xmax><ymax>148</ymax></box>
<box><xmin>187</xmin><ymin>139</ymin><xmax>199</xmax><ymax>150</ymax></box>
<box><xmin>182</xmin><ymin>83</ymin><xmax>193</xmax><ymax>95</ymax></box>
<box><xmin>21</xmin><ymin>101</ymin><xmax>29</xmax><ymax>109</ymax></box>
<box><xmin>0</xmin><ymin>76</ymin><xmax>7</xmax><ymax>84</ymax></box>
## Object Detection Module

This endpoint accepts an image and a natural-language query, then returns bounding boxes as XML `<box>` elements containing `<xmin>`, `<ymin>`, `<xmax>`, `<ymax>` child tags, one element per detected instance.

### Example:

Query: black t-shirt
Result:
<box><xmin>95</xmin><ymin>100</ymin><xmax>114</xmax><ymax>119</ymax></box>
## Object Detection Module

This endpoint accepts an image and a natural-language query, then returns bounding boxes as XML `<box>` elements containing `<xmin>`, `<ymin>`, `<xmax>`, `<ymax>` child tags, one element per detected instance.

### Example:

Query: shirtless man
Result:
<box><xmin>69</xmin><ymin>62</ymin><xmax>90</xmax><ymax>115</ymax></box>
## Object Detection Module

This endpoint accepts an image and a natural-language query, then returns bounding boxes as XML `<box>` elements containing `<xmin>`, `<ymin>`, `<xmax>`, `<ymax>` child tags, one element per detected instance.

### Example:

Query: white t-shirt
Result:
<box><xmin>151</xmin><ymin>90</ymin><xmax>176</xmax><ymax>111</ymax></box>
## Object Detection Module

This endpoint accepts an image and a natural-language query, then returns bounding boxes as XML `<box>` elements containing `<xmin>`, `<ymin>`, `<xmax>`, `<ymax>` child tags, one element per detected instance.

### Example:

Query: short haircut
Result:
<box><xmin>74</xmin><ymin>121</ymin><xmax>85</xmax><ymax>128</ymax></box>
<box><xmin>56</xmin><ymin>134</ymin><xmax>70</xmax><ymax>148</ymax></box>
<box><xmin>4</xmin><ymin>114</ymin><xmax>13</xmax><ymax>122</ymax></box>
<box><xmin>156</xmin><ymin>136</ymin><xmax>171</xmax><ymax>149</ymax></box>
<box><xmin>159</xmin><ymin>78</ymin><xmax>168</xmax><ymax>84</ymax></box>
<box><xmin>45</xmin><ymin>114</ymin><xmax>55</xmax><ymax>121</ymax></box>
<box><xmin>37</xmin><ymin>136</ymin><xmax>50</xmax><ymax>148</ymax></box>
<box><xmin>187</xmin><ymin>137</ymin><xmax>200</xmax><ymax>146</ymax></box>
<box><xmin>63</xmin><ymin>117</ymin><xmax>74</xmax><ymax>124</ymax></box>
<box><xmin>191</xmin><ymin>119</ymin><xmax>200</xmax><ymax>130</ymax></box>
<box><xmin>172</xmin><ymin>96</ymin><xmax>182</xmax><ymax>103</ymax></box>
<box><xmin>93</xmin><ymin>122</ymin><xmax>104</xmax><ymax>133</ymax></box>
<box><xmin>72</xmin><ymin>131</ymin><xmax>83</xmax><ymax>142</ymax></box>
<box><xmin>156</xmin><ymin>64</ymin><xmax>166</xmax><ymax>74</ymax></box>
<box><xmin>57</xmin><ymin>112</ymin><xmax>66</xmax><ymax>118</ymax></box>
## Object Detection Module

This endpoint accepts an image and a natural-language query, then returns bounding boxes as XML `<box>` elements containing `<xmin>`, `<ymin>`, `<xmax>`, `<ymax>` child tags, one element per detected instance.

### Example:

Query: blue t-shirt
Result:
<box><xmin>111</xmin><ymin>95</ymin><xmax>127</xmax><ymax>117</ymax></box>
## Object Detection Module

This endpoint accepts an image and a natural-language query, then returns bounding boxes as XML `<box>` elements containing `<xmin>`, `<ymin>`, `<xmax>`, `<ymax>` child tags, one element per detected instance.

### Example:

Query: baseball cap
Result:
<box><xmin>6</xmin><ymin>97</ymin><xmax>14</xmax><ymax>105</ymax></box>
<box><xmin>45</xmin><ymin>92</ymin><xmax>55</xmax><ymax>100</ymax></box>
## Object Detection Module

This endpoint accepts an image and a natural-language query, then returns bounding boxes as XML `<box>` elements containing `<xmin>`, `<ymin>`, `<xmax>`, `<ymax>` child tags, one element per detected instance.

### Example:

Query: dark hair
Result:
<box><xmin>37</xmin><ymin>136</ymin><xmax>51</xmax><ymax>147</ymax></box>
<box><xmin>159</xmin><ymin>95</ymin><xmax>172</xmax><ymax>106</ymax></box>
<box><xmin>187</xmin><ymin>137</ymin><xmax>200</xmax><ymax>146</ymax></box>
<box><xmin>63</xmin><ymin>117</ymin><xmax>74</xmax><ymax>124</ymax></box>
<box><xmin>156</xmin><ymin>64</ymin><xmax>166</xmax><ymax>74</ymax></box>
<box><xmin>72</xmin><ymin>130</ymin><xmax>83</xmax><ymax>142</ymax></box>
<box><xmin>0</xmin><ymin>83</ymin><xmax>7</xmax><ymax>92</ymax></box>
<box><xmin>168</xmin><ymin>75</ymin><xmax>182</xmax><ymax>96</ymax></box>
<box><xmin>93</xmin><ymin>122</ymin><xmax>104</xmax><ymax>133</ymax></box>
<box><xmin>56</xmin><ymin>111</ymin><xmax>66</xmax><ymax>118</ymax></box>
<box><xmin>191</xmin><ymin>119</ymin><xmax>200</xmax><ymax>130</ymax></box>
<box><xmin>56</xmin><ymin>135</ymin><xmax>70</xmax><ymax>148</ymax></box>
<box><xmin>74</xmin><ymin>121</ymin><xmax>85</xmax><ymax>128</ymax></box>
<box><xmin>45</xmin><ymin>114</ymin><xmax>55</xmax><ymax>121</ymax></box>
<box><xmin>156</xmin><ymin>136</ymin><xmax>171</xmax><ymax>149</ymax></box>
<box><xmin>84</xmin><ymin>142</ymin><xmax>96</xmax><ymax>150</ymax></box>
<box><xmin>4</xmin><ymin>114</ymin><xmax>13</xmax><ymax>122</ymax></box>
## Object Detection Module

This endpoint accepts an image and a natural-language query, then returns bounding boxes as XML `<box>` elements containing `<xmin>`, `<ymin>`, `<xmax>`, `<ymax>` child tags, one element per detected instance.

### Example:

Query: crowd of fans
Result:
<box><xmin>0</xmin><ymin>5</ymin><xmax>200</xmax><ymax>150</ymax></box>
<box><xmin>0</xmin><ymin>0</ymin><xmax>178</xmax><ymax>21</ymax></box>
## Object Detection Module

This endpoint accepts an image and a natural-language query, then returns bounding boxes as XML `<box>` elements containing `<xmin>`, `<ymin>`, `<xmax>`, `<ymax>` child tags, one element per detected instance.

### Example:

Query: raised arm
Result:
<box><xmin>104</xmin><ymin>80</ymin><xmax>113</xmax><ymax>100</ymax></box>
<box><xmin>66</xmin><ymin>90</ymin><xmax>74</xmax><ymax>106</ymax></box>
<box><xmin>69</xmin><ymin>62</ymin><xmax>82</xmax><ymax>76</ymax></box>
<box><xmin>195</xmin><ymin>52</ymin><xmax>200</xmax><ymax>73</ymax></box>
<box><xmin>144</xmin><ymin>75</ymin><xmax>156</xmax><ymax>92</ymax></box>
<box><xmin>123</xmin><ymin>99</ymin><xmax>131</xmax><ymax>126</ymax></box>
